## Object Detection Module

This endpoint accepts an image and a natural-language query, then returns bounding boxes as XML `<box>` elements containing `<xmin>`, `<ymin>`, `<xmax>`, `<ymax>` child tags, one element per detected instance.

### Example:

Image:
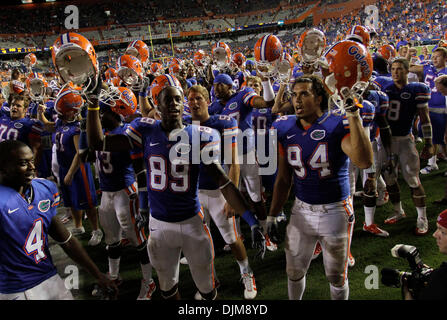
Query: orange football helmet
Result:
<box><xmin>169</xmin><ymin>62</ymin><xmax>181</xmax><ymax>76</ymax></box>
<box><xmin>150</xmin><ymin>62</ymin><xmax>163</xmax><ymax>76</ymax></box>
<box><xmin>116</xmin><ymin>54</ymin><xmax>143</xmax><ymax>90</ymax></box>
<box><xmin>99</xmin><ymin>86</ymin><xmax>138</xmax><ymax>117</ymax></box>
<box><xmin>323</xmin><ymin>40</ymin><xmax>373</xmax><ymax>111</ymax></box>
<box><xmin>232</xmin><ymin>52</ymin><xmax>246</xmax><ymax>68</ymax></box>
<box><xmin>345</xmin><ymin>25</ymin><xmax>371</xmax><ymax>48</ymax></box>
<box><xmin>24</xmin><ymin>53</ymin><xmax>37</xmax><ymax>67</ymax></box>
<box><xmin>104</xmin><ymin>67</ymin><xmax>118</xmax><ymax>85</ymax></box>
<box><xmin>51</xmin><ymin>32</ymin><xmax>99</xmax><ymax>93</ymax></box>
<box><xmin>150</xmin><ymin>74</ymin><xmax>183</xmax><ymax>106</ymax></box>
<box><xmin>378</xmin><ymin>44</ymin><xmax>397</xmax><ymax>62</ymax></box>
<box><xmin>193</xmin><ymin>50</ymin><xmax>210</xmax><ymax>67</ymax></box>
<box><xmin>55</xmin><ymin>83</ymin><xmax>85</xmax><ymax>121</ymax></box>
<box><xmin>11</xmin><ymin>80</ymin><xmax>25</xmax><ymax>94</ymax></box>
<box><xmin>212</xmin><ymin>42</ymin><xmax>231</xmax><ymax>68</ymax></box>
<box><xmin>297</xmin><ymin>28</ymin><xmax>326</xmax><ymax>67</ymax></box>
<box><xmin>254</xmin><ymin>34</ymin><xmax>283</xmax><ymax>78</ymax></box>
<box><xmin>126</xmin><ymin>40</ymin><xmax>149</xmax><ymax>68</ymax></box>
<box><xmin>26</xmin><ymin>72</ymin><xmax>48</xmax><ymax>101</ymax></box>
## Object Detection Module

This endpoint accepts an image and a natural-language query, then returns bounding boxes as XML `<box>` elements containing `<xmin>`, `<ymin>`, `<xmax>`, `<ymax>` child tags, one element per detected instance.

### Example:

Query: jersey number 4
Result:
<box><xmin>23</xmin><ymin>218</ymin><xmax>47</xmax><ymax>264</ymax></box>
<box><xmin>288</xmin><ymin>143</ymin><xmax>331</xmax><ymax>178</ymax></box>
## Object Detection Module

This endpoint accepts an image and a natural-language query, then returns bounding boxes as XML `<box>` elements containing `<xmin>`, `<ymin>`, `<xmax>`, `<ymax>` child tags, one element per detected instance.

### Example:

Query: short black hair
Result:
<box><xmin>373</xmin><ymin>55</ymin><xmax>389</xmax><ymax>75</ymax></box>
<box><xmin>0</xmin><ymin>140</ymin><xmax>29</xmax><ymax>169</ymax></box>
<box><xmin>292</xmin><ymin>74</ymin><xmax>329</xmax><ymax>111</ymax></box>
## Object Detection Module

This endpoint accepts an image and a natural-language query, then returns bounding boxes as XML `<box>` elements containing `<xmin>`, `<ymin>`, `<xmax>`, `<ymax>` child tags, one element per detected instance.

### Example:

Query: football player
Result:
<box><xmin>38</xmin><ymin>85</ymin><xmax>103</xmax><ymax>245</ymax></box>
<box><xmin>94</xmin><ymin>86</ymin><xmax>156</xmax><ymax>300</ymax></box>
<box><xmin>0</xmin><ymin>140</ymin><xmax>117</xmax><ymax>300</ymax></box>
<box><xmin>375</xmin><ymin>58</ymin><xmax>433</xmax><ymax>235</ymax></box>
<box><xmin>268</xmin><ymin>75</ymin><xmax>373</xmax><ymax>300</ymax></box>
<box><xmin>86</xmin><ymin>76</ymin><xmax>266</xmax><ymax>300</ymax></box>
<box><xmin>211</xmin><ymin>73</ymin><xmax>278</xmax><ymax>251</ymax></box>
<box><xmin>410</xmin><ymin>47</ymin><xmax>447</xmax><ymax>174</ymax></box>
<box><xmin>185</xmin><ymin>85</ymin><xmax>258</xmax><ymax>300</ymax></box>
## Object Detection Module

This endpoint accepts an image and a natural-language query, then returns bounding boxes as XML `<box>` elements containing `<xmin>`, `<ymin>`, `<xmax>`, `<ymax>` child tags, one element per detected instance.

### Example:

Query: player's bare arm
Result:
<box><xmin>48</xmin><ymin>216</ymin><xmax>118</xmax><ymax>297</ymax></box>
<box><xmin>86</xmin><ymin>98</ymin><xmax>133</xmax><ymax>152</ymax></box>
<box><xmin>418</xmin><ymin>104</ymin><xmax>435</xmax><ymax>159</ymax></box>
<box><xmin>341</xmin><ymin>109</ymin><xmax>374</xmax><ymax>169</ymax></box>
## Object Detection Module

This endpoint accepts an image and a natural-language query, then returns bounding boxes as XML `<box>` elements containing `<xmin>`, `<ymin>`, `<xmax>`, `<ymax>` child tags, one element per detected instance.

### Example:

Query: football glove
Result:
<box><xmin>266</xmin><ymin>215</ymin><xmax>280</xmax><ymax>244</ymax></box>
<box><xmin>251</xmin><ymin>225</ymin><xmax>266</xmax><ymax>260</ymax></box>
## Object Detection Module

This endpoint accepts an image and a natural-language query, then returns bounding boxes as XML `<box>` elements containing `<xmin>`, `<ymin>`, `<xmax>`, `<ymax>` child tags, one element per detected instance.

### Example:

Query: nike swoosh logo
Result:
<box><xmin>8</xmin><ymin>208</ymin><xmax>19</xmax><ymax>214</ymax></box>
<box><xmin>150</xmin><ymin>142</ymin><xmax>159</xmax><ymax>147</ymax></box>
<box><xmin>150</xmin><ymin>228</ymin><xmax>156</xmax><ymax>232</ymax></box>
<box><xmin>287</xmin><ymin>134</ymin><xmax>296</xmax><ymax>139</ymax></box>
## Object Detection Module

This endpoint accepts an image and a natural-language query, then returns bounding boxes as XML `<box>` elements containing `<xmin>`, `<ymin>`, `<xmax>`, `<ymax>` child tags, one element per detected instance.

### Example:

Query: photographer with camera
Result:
<box><xmin>403</xmin><ymin>209</ymin><xmax>447</xmax><ymax>300</ymax></box>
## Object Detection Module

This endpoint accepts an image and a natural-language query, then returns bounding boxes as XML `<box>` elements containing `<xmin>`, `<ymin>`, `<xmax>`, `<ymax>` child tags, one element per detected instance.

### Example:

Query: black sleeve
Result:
<box><xmin>419</xmin><ymin>262</ymin><xmax>447</xmax><ymax>300</ymax></box>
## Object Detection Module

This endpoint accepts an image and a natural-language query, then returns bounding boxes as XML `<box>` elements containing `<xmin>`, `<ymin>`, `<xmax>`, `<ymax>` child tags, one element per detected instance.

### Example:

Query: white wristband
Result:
<box><xmin>262</xmin><ymin>80</ymin><xmax>275</xmax><ymax>102</ymax></box>
<box><xmin>55</xmin><ymin>232</ymin><xmax>72</xmax><ymax>245</ymax></box>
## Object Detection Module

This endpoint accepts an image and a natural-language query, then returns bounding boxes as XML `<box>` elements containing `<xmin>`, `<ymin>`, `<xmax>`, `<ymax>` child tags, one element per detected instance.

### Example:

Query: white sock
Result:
<box><xmin>330</xmin><ymin>281</ymin><xmax>349</xmax><ymax>300</ymax></box>
<box><xmin>140</xmin><ymin>263</ymin><xmax>153</xmax><ymax>281</ymax></box>
<box><xmin>416</xmin><ymin>207</ymin><xmax>427</xmax><ymax>220</ymax></box>
<box><xmin>288</xmin><ymin>276</ymin><xmax>305</xmax><ymax>300</ymax></box>
<box><xmin>393</xmin><ymin>201</ymin><xmax>403</xmax><ymax>213</ymax></box>
<box><xmin>364</xmin><ymin>206</ymin><xmax>376</xmax><ymax>226</ymax></box>
<box><xmin>236</xmin><ymin>258</ymin><xmax>251</xmax><ymax>274</ymax></box>
<box><xmin>108</xmin><ymin>257</ymin><xmax>121</xmax><ymax>279</ymax></box>
<box><xmin>428</xmin><ymin>155</ymin><xmax>437</xmax><ymax>167</ymax></box>
<box><xmin>377</xmin><ymin>175</ymin><xmax>386</xmax><ymax>194</ymax></box>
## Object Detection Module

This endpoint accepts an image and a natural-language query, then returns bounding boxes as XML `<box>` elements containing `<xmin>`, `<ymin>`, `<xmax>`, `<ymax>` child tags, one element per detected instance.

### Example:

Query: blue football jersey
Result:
<box><xmin>366</xmin><ymin>90</ymin><xmax>389</xmax><ymax>141</ymax></box>
<box><xmin>184</xmin><ymin>115</ymin><xmax>238</xmax><ymax>190</ymax></box>
<box><xmin>423</xmin><ymin>64</ymin><xmax>447</xmax><ymax>109</ymax></box>
<box><xmin>0</xmin><ymin>102</ymin><xmax>10</xmax><ymax>118</ymax></box>
<box><xmin>54</xmin><ymin>119</ymin><xmax>80</xmax><ymax>169</ymax></box>
<box><xmin>372</xmin><ymin>76</ymin><xmax>393</xmax><ymax>91</ymax></box>
<box><xmin>219</xmin><ymin>87</ymin><xmax>259</xmax><ymax>154</ymax></box>
<box><xmin>272</xmin><ymin>113</ymin><xmax>351</xmax><ymax>204</ymax></box>
<box><xmin>382</xmin><ymin>82</ymin><xmax>431</xmax><ymax>136</ymax></box>
<box><xmin>0</xmin><ymin>116</ymin><xmax>43</xmax><ymax>147</ymax></box>
<box><xmin>125</xmin><ymin>118</ymin><xmax>220</xmax><ymax>222</ymax></box>
<box><xmin>0</xmin><ymin>179</ymin><xmax>60</xmax><ymax>294</ymax></box>
<box><xmin>252</xmin><ymin>107</ymin><xmax>278</xmax><ymax>157</ymax></box>
<box><xmin>96</xmin><ymin>124</ymin><xmax>138</xmax><ymax>192</ymax></box>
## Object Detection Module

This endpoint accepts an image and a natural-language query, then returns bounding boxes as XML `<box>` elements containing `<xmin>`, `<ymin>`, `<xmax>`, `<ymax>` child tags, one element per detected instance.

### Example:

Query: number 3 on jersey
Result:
<box><xmin>287</xmin><ymin>143</ymin><xmax>331</xmax><ymax>178</ymax></box>
<box><xmin>24</xmin><ymin>218</ymin><xmax>47</xmax><ymax>263</ymax></box>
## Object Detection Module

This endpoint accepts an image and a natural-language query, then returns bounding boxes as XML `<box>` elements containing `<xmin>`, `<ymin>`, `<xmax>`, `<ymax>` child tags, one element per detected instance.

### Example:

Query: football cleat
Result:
<box><xmin>241</xmin><ymin>272</ymin><xmax>257</xmax><ymax>300</ymax></box>
<box><xmin>312</xmin><ymin>242</ymin><xmax>322</xmax><ymax>260</ymax></box>
<box><xmin>363</xmin><ymin>222</ymin><xmax>389</xmax><ymax>237</ymax></box>
<box><xmin>264</xmin><ymin>234</ymin><xmax>278</xmax><ymax>252</ymax></box>
<box><xmin>71</xmin><ymin>226</ymin><xmax>85</xmax><ymax>236</ymax></box>
<box><xmin>88</xmin><ymin>229</ymin><xmax>103</xmax><ymax>246</ymax></box>
<box><xmin>348</xmin><ymin>252</ymin><xmax>355</xmax><ymax>267</ymax></box>
<box><xmin>415</xmin><ymin>217</ymin><xmax>429</xmax><ymax>236</ymax></box>
<box><xmin>420</xmin><ymin>164</ymin><xmax>438</xmax><ymax>175</ymax></box>
<box><xmin>137</xmin><ymin>279</ymin><xmax>156</xmax><ymax>300</ymax></box>
<box><xmin>384</xmin><ymin>211</ymin><xmax>407</xmax><ymax>224</ymax></box>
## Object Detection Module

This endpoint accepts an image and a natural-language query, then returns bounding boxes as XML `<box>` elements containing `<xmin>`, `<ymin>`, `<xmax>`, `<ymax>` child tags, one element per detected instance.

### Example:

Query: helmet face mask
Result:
<box><xmin>29</xmin><ymin>79</ymin><xmax>46</xmax><ymax>101</ymax></box>
<box><xmin>213</xmin><ymin>47</ymin><xmax>230</xmax><ymax>68</ymax></box>
<box><xmin>299</xmin><ymin>29</ymin><xmax>326</xmax><ymax>67</ymax></box>
<box><xmin>99</xmin><ymin>86</ymin><xmax>137</xmax><ymax>118</ymax></box>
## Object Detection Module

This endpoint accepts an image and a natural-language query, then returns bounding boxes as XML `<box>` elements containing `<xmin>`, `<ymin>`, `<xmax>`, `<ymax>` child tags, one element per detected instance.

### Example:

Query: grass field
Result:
<box><xmin>49</xmin><ymin>139</ymin><xmax>447</xmax><ymax>301</ymax></box>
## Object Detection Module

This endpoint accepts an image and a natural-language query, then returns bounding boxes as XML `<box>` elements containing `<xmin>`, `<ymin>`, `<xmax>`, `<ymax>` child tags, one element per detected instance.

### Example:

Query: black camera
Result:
<box><xmin>381</xmin><ymin>244</ymin><xmax>433</xmax><ymax>299</ymax></box>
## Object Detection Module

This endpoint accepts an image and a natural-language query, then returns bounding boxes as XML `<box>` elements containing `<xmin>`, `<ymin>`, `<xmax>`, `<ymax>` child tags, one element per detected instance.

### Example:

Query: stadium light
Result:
<box><xmin>21</xmin><ymin>0</ymin><xmax>33</xmax><ymax>3</ymax></box>
<box><xmin>46</xmin><ymin>0</ymin><xmax>56</xmax><ymax>2</ymax></box>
